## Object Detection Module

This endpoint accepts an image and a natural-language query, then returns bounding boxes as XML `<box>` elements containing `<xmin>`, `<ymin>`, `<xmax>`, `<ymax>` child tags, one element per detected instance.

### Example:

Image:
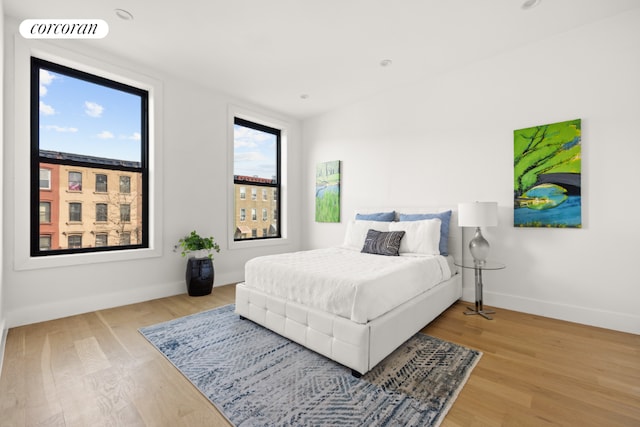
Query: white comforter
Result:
<box><xmin>243</xmin><ymin>247</ymin><xmax>452</xmax><ymax>324</ymax></box>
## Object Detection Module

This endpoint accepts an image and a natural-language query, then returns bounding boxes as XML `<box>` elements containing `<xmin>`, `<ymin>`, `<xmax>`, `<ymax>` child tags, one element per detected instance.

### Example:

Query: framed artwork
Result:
<box><xmin>315</xmin><ymin>160</ymin><xmax>340</xmax><ymax>223</ymax></box>
<box><xmin>514</xmin><ymin>118</ymin><xmax>582</xmax><ymax>228</ymax></box>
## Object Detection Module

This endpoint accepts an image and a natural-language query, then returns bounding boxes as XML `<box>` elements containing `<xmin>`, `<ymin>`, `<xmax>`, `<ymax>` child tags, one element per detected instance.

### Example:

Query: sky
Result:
<box><xmin>39</xmin><ymin>67</ymin><xmax>142</xmax><ymax>162</ymax></box>
<box><xmin>233</xmin><ymin>124</ymin><xmax>277</xmax><ymax>179</ymax></box>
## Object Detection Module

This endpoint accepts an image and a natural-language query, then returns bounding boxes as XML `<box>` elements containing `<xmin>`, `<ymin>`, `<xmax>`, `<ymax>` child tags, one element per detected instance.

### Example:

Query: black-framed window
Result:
<box><xmin>31</xmin><ymin>57</ymin><xmax>149</xmax><ymax>256</ymax></box>
<box><xmin>233</xmin><ymin>117</ymin><xmax>281</xmax><ymax>241</ymax></box>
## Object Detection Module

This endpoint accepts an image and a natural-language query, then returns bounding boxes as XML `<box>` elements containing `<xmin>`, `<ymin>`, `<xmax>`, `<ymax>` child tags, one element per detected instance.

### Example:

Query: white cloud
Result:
<box><xmin>96</xmin><ymin>130</ymin><xmax>114</xmax><ymax>139</ymax></box>
<box><xmin>40</xmin><ymin>101</ymin><xmax>55</xmax><ymax>116</ymax></box>
<box><xmin>124</xmin><ymin>132</ymin><xmax>141</xmax><ymax>141</ymax></box>
<box><xmin>39</xmin><ymin>70</ymin><xmax>56</xmax><ymax>97</ymax></box>
<box><xmin>85</xmin><ymin>101</ymin><xmax>104</xmax><ymax>118</ymax></box>
<box><xmin>43</xmin><ymin>125</ymin><xmax>78</xmax><ymax>133</ymax></box>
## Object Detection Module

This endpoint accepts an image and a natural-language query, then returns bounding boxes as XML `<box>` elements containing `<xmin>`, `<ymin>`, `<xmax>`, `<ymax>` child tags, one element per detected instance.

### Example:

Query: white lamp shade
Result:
<box><xmin>458</xmin><ymin>202</ymin><xmax>498</xmax><ymax>227</ymax></box>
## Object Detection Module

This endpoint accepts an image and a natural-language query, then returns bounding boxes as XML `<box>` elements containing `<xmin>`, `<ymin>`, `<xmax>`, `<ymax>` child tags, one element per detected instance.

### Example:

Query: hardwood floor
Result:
<box><xmin>1</xmin><ymin>283</ymin><xmax>638</xmax><ymax>426</ymax></box>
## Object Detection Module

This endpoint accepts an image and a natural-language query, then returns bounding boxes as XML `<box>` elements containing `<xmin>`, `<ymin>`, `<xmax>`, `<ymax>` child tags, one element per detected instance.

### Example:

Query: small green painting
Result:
<box><xmin>315</xmin><ymin>160</ymin><xmax>340</xmax><ymax>223</ymax></box>
<box><xmin>514</xmin><ymin>118</ymin><xmax>581</xmax><ymax>228</ymax></box>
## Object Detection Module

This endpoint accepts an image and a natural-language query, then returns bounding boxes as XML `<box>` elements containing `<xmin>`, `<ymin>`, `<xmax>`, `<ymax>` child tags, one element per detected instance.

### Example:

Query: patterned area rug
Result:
<box><xmin>139</xmin><ymin>304</ymin><xmax>481</xmax><ymax>426</ymax></box>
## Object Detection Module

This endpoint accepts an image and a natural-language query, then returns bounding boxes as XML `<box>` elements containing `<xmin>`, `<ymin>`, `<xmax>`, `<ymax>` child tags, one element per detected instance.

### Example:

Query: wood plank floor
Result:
<box><xmin>1</xmin><ymin>283</ymin><xmax>638</xmax><ymax>426</ymax></box>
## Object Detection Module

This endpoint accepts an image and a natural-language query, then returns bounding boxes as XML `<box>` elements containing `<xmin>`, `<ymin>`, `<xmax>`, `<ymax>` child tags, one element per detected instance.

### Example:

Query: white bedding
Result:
<box><xmin>243</xmin><ymin>246</ymin><xmax>452</xmax><ymax>324</ymax></box>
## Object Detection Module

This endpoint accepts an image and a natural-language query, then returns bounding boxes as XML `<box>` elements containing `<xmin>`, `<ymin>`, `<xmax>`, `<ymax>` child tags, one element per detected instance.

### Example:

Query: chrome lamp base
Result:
<box><xmin>469</xmin><ymin>227</ymin><xmax>490</xmax><ymax>264</ymax></box>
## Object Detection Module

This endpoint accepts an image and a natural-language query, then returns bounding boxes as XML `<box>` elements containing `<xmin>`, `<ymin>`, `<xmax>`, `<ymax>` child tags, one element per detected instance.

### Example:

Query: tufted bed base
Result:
<box><xmin>235</xmin><ymin>273</ymin><xmax>461</xmax><ymax>376</ymax></box>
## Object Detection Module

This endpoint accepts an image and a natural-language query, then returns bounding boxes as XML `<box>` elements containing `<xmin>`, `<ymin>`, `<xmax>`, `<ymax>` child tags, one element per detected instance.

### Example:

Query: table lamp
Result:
<box><xmin>458</xmin><ymin>202</ymin><xmax>498</xmax><ymax>264</ymax></box>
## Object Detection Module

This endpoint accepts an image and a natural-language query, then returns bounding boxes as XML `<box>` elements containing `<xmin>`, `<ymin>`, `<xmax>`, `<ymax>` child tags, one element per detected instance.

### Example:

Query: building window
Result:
<box><xmin>96</xmin><ymin>203</ymin><xmax>108</xmax><ymax>222</ymax></box>
<box><xmin>95</xmin><ymin>233</ymin><xmax>108</xmax><ymax>247</ymax></box>
<box><xmin>68</xmin><ymin>235</ymin><xmax>82</xmax><ymax>248</ymax></box>
<box><xmin>262</xmin><ymin>208</ymin><xmax>268</xmax><ymax>221</ymax></box>
<box><xmin>69</xmin><ymin>203</ymin><xmax>82</xmax><ymax>222</ymax></box>
<box><xmin>31</xmin><ymin>57</ymin><xmax>149</xmax><ymax>256</ymax></box>
<box><xmin>40</xmin><ymin>202</ymin><xmax>51</xmax><ymax>223</ymax></box>
<box><xmin>120</xmin><ymin>232</ymin><xmax>131</xmax><ymax>245</ymax></box>
<box><xmin>233</xmin><ymin>117</ymin><xmax>281</xmax><ymax>241</ymax></box>
<box><xmin>96</xmin><ymin>174</ymin><xmax>107</xmax><ymax>192</ymax></box>
<box><xmin>240</xmin><ymin>187</ymin><xmax>246</xmax><ymax>200</ymax></box>
<box><xmin>120</xmin><ymin>204</ymin><xmax>131</xmax><ymax>222</ymax></box>
<box><xmin>119</xmin><ymin>175</ymin><xmax>131</xmax><ymax>193</ymax></box>
<box><xmin>68</xmin><ymin>171</ymin><xmax>82</xmax><ymax>191</ymax></box>
<box><xmin>240</xmin><ymin>208</ymin><xmax>246</xmax><ymax>221</ymax></box>
<box><xmin>39</xmin><ymin>235</ymin><xmax>52</xmax><ymax>250</ymax></box>
<box><xmin>40</xmin><ymin>168</ymin><xmax>51</xmax><ymax>189</ymax></box>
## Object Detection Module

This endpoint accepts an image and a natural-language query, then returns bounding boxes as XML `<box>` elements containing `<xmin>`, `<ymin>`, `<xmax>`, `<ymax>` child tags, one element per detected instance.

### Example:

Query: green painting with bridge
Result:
<box><xmin>514</xmin><ymin>119</ymin><xmax>581</xmax><ymax>228</ymax></box>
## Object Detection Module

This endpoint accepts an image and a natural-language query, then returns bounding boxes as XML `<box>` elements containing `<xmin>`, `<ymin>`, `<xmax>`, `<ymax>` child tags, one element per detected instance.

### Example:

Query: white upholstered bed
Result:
<box><xmin>235</xmin><ymin>207</ymin><xmax>462</xmax><ymax>376</ymax></box>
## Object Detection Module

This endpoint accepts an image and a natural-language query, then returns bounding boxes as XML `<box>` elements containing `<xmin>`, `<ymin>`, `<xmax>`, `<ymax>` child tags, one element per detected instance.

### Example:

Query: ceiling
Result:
<box><xmin>4</xmin><ymin>0</ymin><xmax>640</xmax><ymax>119</ymax></box>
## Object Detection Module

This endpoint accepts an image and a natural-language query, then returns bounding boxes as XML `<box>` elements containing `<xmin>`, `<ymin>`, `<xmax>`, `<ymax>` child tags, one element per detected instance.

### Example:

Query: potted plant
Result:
<box><xmin>176</xmin><ymin>231</ymin><xmax>221</xmax><ymax>296</ymax></box>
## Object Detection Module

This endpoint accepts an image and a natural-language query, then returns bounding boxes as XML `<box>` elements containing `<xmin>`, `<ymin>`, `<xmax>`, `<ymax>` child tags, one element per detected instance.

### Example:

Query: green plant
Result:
<box><xmin>177</xmin><ymin>231</ymin><xmax>220</xmax><ymax>259</ymax></box>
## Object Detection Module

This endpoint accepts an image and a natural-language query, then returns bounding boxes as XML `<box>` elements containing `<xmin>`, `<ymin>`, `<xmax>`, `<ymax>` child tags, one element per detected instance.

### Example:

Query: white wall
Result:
<box><xmin>2</xmin><ymin>21</ymin><xmax>303</xmax><ymax>327</ymax></box>
<box><xmin>302</xmin><ymin>9</ymin><xmax>640</xmax><ymax>334</ymax></box>
<box><xmin>0</xmin><ymin>0</ymin><xmax>6</xmax><ymax>370</ymax></box>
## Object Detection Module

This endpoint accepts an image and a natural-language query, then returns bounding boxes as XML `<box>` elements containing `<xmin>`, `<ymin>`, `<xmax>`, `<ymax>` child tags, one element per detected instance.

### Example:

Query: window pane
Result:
<box><xmin>96</xmin><ymin>174</ymin><xmax>107</xmax><ymax>192</ymax></box>
<box><xmin>69</xmin><ymin>203</ymin><xmax>82</xmax><ymax>222</ymax></box>
<box><xmin>40</xmin><ymin>169</ymin><xmax>51</xmax><ymax>189</ymax></box>
<box><xmin>233</xmin><ymin>117</ymin><xmax>280</xmax><ymax>241</ymax></box>
<box><xmin>95</xmin><ymin>234</ymin><xmax>108</xmax><ymax>247</ymax></box>
<box><xmin>69</xmin><ymin>171</ymin><xmax>82</xmax><ymax>191</ymax></box>
<box><xmin>40</xmin><ymin>202</ymin><xmax>51</xmax><ymax>223</ymax></box>
<box><xmin>119</xmin><ymin>175</ymin><xmax>131</xmax><ymax>193</ymax></box>
<box><xmin>96</xmin><ymin>203</ymin><xmax>108</xmax><ymax>222</ymax></box>
<box><xmin>32</xmin><ymin>57</ymin><xmax>149</xmax><ymax>256</ymax></box>
<box><xmin>39</xmin><ymin>235</ymin><xmax>51</xmax><ymax>250</ymax></box>
<box><xmin>120</xmin><ymin>204</ymin><xmax>131</xmax><ymax>222</ymax></box>
<box><xmin>68</xmin><ymin>235</ymin><xmax>82</xmax><ymax>248</ymax></box>
<box><xmin>120</xmin><ymin>232</ymin><xmax>131</xmax><ymax>245</ymax></box>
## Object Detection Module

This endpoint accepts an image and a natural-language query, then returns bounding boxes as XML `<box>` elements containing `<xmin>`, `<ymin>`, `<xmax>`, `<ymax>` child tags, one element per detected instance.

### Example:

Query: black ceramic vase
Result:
<box><xmin>185</xmin><ymin>257</ymin><xmax>214</xmax><ymax>296</ymax></box>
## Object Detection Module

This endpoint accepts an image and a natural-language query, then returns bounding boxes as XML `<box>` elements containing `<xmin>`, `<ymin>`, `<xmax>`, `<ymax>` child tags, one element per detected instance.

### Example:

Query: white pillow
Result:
<box><xmin>343</xmin><ymin>220</ymin><xmax>391</xmax><ymax>249</ymax></box>
<box><xmin>389</xmin><ymin>218</ymin><xmax>441</xmax><ymax>255</ymax></box>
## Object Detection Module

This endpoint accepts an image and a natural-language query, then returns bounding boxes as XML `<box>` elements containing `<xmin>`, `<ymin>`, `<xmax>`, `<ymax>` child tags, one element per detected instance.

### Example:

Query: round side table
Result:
<box><xmin>454</xmin><ymin>260</ymin><xmax>505</xmax><ymax>320</ymax></box>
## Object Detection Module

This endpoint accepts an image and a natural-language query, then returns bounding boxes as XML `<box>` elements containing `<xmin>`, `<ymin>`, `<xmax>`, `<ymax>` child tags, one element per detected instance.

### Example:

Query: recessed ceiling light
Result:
<box><xmin>521</xmin><ymin>0</ymin><xmax>541</xmax><ymax>10</ymax></box>
<box><xmin>114</xmin><ymin>8</ymin><xmax>134</xmax><ymax>20</ymax></box>
<box><xmin>380</xmin><ymin>59</ymin><xmax>393</xmax><ymax>67</ymax></box>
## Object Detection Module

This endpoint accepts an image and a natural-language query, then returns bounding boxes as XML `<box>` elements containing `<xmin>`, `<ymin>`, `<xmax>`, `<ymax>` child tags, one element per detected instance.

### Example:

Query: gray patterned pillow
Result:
<box><xmin>361</xmin><ymin>229</ymin><xmax>405</xmax><ymax>256</ymax></box>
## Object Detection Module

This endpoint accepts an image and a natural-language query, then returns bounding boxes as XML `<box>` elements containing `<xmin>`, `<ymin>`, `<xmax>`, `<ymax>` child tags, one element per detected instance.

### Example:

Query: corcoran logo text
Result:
<box><xmin>20</xmin><ymin>19</ymin><xmax>109</xmax><ymax>39</ymax></box>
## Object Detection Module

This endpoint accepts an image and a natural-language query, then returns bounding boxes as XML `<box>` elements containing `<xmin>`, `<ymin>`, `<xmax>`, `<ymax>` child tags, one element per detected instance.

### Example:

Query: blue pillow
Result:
<box><xmin>355</xmin><ymin>211</ymin><xmax>396</xmax><ymax>222</ymax></box>
<box><xmin>398</xmin><ymin>210</ymin><xmax>452</xmax><ymax>256</ymax></box>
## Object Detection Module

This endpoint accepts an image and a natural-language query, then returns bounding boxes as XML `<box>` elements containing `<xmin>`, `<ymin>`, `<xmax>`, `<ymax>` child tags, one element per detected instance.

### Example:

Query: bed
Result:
<box><xmin>235</xmin><ymin>207</ymin><xmax>462</xmax><ymax>376</ymax></box>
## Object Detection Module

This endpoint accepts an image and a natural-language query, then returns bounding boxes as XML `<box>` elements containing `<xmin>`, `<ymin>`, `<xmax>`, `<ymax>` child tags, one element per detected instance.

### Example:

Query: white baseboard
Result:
<box><xmin>6</xmin><ymin>281</ymin><xmax>185</xmax><ymax>328</ymax></box>
<box><xmin>462</xmin><ymin>287</ymin><xmax>640</xmax><ymax>335</ymax></box>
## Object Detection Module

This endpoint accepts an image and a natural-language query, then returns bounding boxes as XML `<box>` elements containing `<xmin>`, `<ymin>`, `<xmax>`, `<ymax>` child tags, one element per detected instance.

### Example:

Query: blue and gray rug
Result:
<box><xmin>139</xmin><ymin>304</ymin><xmax>481</xmax><ymax>426</ymax></box>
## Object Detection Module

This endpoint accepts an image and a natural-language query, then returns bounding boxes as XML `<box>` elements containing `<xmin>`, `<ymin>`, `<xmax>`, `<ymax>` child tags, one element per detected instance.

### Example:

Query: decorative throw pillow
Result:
<box><xmin>343</xmin><ymin>220</ymin><xmax>391</xmax><ymax>249</ymax></box>
<box><xmin>361</xmin><ymin>229</ymin><xmax>405</xmax><ymax>256</ymax></box>
<box><xmin>355</xmin><ymin>211</ymin><xmax>396</xmax><ymax>221</ymax></box>
<box><xmin>399</xmin><ymin>210</ymin><xmax>452</xmax><ymax>256</ymax></box>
